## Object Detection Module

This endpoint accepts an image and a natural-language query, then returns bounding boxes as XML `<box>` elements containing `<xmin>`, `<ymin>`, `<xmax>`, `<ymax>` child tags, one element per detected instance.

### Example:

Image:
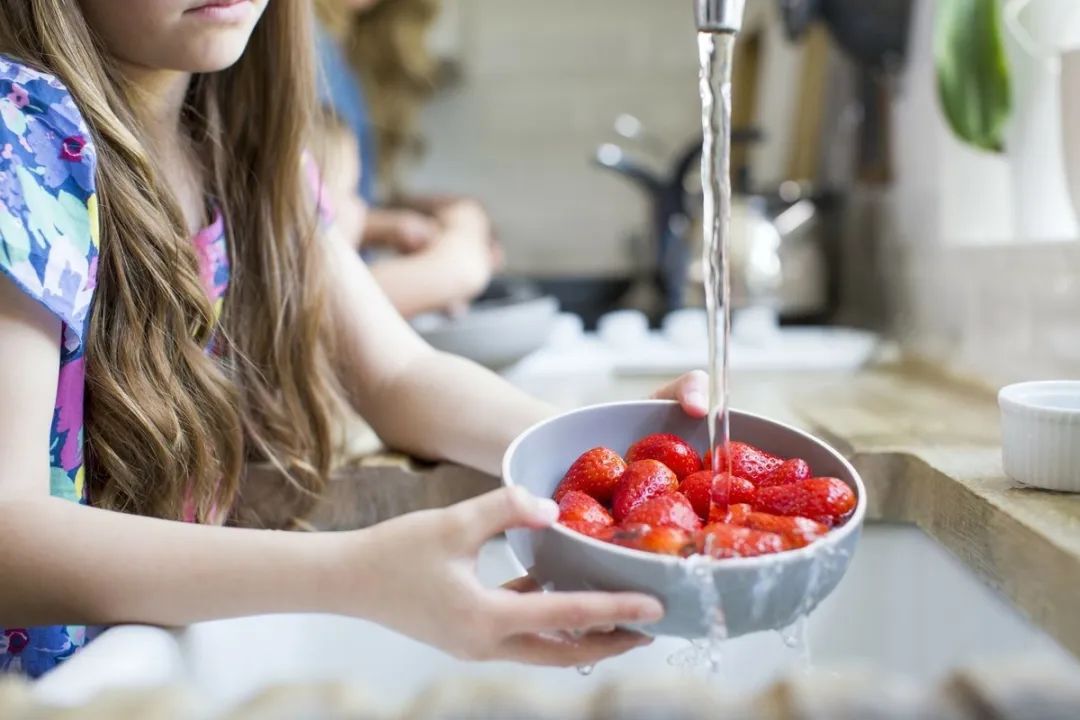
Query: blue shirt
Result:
<box><xmin>315</xmin><ymin>23</ymin><xmax>377</xmax><ymax>204</ymax></box>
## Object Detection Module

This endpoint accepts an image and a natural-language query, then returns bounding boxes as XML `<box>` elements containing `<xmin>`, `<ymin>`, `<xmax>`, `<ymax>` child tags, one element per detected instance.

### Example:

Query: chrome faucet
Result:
<box><xmin>589</xmin><ymin>1</ymin><xmax>748</xmax><ymax>321</ymax></box>
<box><xmin>593</xmin><ymin>126</ymin><xmax>763</xmax><ymax>319</ymax></box>
<box><xmin>694</xmin><ymin>0</ymin><xmax>745</xmax><ymax>34</ymax></box>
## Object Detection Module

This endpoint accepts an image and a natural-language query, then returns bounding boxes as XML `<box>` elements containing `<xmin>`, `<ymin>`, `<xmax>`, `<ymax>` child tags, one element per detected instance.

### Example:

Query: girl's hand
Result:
<box><xmin>363</xmin><ymin>209</ymin><xmax>440</xmax><ymax>254</ymax></box>
<box><xmin>338</xmin><ymin>487</ymin><xmax>663</xmax><ymax>666</ymax></box>
<box><xmin>651</xmin><ymin>370</ymin><xmax>709</xmax><ymax>418</ymax></box>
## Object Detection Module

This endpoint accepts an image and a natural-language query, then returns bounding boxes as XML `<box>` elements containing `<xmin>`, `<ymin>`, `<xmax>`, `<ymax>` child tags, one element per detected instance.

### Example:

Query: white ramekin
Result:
<box><xmin>999</xmin><ymin>381</ymin><xmax>1080</xmax><ymax>492</ymax></box>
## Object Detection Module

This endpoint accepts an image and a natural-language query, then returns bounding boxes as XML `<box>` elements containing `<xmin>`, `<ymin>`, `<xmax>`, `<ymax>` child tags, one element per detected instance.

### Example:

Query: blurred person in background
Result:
<box><xmin>315</xmin><ymin>0</ymin><xmax>501</xmax><ymax>318</ymax></box>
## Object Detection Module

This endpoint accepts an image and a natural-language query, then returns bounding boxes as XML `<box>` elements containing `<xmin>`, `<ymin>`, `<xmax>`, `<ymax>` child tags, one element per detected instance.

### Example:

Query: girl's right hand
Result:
<box><xmin>336</xmin><ymin>487</ymin><xmax>663</xmax><ymax>666</ymax></box>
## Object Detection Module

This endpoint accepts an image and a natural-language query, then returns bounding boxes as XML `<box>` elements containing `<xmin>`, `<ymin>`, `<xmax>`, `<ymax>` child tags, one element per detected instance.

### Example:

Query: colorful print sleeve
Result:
<box><xmin>0</xmin><ymin>56</ymin><xmax>98</xmax><ymax>344</ymax></box>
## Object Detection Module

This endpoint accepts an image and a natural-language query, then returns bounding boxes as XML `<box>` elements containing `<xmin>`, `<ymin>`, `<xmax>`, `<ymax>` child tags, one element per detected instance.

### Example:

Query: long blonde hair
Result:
<box><xmin>316</xmin><ymin>0</ymin><xmax>440</xmax><ymax>190</ymax></box>
<box><xmin>0</xmin><ymin>0</ymin><xmax>342</xmax><ymax>522</ymax></box>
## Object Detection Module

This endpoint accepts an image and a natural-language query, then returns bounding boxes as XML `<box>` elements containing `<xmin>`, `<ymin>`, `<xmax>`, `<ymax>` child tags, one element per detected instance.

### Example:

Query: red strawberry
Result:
<box><xmin>740</xmin><ymin>512</ymin><xmax>829</xmax><ymax>549</ymax></box>
<box><xmin>604</xmin><ymin>522</ymin><xmax>652</xmax><ymax>548</ymax></box>
<box><xmin>706</xmin><ymin>472</ymin><xmax>757</xmax><ymax>509</ymax></box>
<box><xmin>559</xmin><ymin>520</ymin><xmax>611</xmax><ymax>539</ymax></box>
<box><xmin>626</xmin><ymin>433</ymin><xmax>703</xmax><ymax>480</ymax></box>
<box><xmin>757</xmin><ymin>458</ymin><xmax>811</xmax><ymax>488</ymax></box>
<box><xmin>553</xmin><ymin>447</ymin><xmax>627</xmax><ymax>504</ymax></box>
<box><xmin>753</xmin><ymin>477</ymin><xmax>856</xmax><ymax>523</ymax></box>
<box><xmin>716</xmin><ymin>502</ymin><xmax>752</xmax><ymax>525</ymax></box>
<box><xmin>682</xmin><ymin>472</ymin><xmax>755</xmax><ymax>520</ymax></box>
<box><xmin>623</xmin><ymin>493</ymin><xmax>701</xmax><ymax>533</ymax></box>
<box><xmin>710</xmin><ymin>441</ymin><xmax>784</xmax><ymax>482</ymax></box>
<box><xmin>695</xmin><ymin>523</ymin><xmax>786</xmax><ymax>559</ymax></box>
<box><xmin>611</xmin><ymin>460</ymin><xmax>679</xmax><ymax>521</ymax></box>
<box><xmin>678</xmin><ymin>471</ymin><xmax>714</xmax><ymax>520</ymax></box>
<box><xmin>639</xmin><ymin>527</ymin><xmax>695</xmax><ymax>556</ymax></box>
<box><xmin>557</xmin><ymin>490</ymin><xmax>614</xmax><ymax>527</ymax></box>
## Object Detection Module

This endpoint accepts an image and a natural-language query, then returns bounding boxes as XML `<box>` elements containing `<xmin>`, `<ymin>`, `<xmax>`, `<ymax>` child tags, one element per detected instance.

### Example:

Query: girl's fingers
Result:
<box><xmin>498</xmin><ymin>630</ymin><xmax>651</xmax><ymax>667</ymax></box>
<box><xmin>492</xmin><ymin>590</ymin><xmax>663</xmax><ymax>636</ymax></box>
<box><xmin>452</xmin><ymin>487</ymin><xmax>559</xmax><ymax>551</ymax></box>
<box><xmin>651</xmin><ymin>370</ymin><xmax>708</xmax><ymax>418</ymax></box>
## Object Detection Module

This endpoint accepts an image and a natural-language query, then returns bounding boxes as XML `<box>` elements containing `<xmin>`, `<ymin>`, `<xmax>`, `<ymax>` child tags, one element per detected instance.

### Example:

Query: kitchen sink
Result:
<box><xmin>33</xmin><ymin>524</ymin><xmax>1079</xmax><ymax>713</ymax></box>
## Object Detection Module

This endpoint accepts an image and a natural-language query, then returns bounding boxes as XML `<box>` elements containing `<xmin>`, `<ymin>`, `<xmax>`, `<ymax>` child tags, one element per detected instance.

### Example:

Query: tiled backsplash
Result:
<box><xmin>408</xmin><ymin>0</ymin><xmax>704</xmax><ymax>276</ymax></box>
<box><xmin>886</xmin><ymin>240</ymin><xmax>1080</xmax><ymax>387</ymax></box>
<box><xmin>881</xmin><ymin>0</ymin><xmax>1080</xmax><ymax>387</ymax></box>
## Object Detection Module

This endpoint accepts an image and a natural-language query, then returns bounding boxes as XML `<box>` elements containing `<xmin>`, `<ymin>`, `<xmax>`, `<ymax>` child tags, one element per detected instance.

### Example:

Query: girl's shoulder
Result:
<box><xmin>0</xmin><ymin>55</ymin><xmax>96</xmax><ymax>180</ymax></box>
<box><xmin>0</xmin><ymin>54</ymin><xmax>98</xmax><ymax>346</ymax></box>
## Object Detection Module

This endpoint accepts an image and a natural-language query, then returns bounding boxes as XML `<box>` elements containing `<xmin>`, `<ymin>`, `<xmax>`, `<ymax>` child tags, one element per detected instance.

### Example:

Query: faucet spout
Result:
<box><xmin>694</xmin><ymin>0</ymin><xmax>745</xmax><ymax>34</ymax></box>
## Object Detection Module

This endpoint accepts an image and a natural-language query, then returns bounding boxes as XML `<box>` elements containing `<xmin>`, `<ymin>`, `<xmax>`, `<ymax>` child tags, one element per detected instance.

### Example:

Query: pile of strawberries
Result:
<box><xmin>553</xmin><ymin>433</ymin><xmax>856</xmax><ymax>559</ymax></box>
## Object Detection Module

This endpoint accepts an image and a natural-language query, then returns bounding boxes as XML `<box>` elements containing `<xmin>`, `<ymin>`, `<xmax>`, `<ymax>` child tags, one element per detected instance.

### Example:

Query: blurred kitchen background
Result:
<box><xmin>17</xmin><ymin>3</ymin><xmax>1080</xmax><ymax>716</ymax></box>
<box><xmin>399</xmin><ymin>0</ymin><xmax>1080</xmax><ymax>389</ymax></box>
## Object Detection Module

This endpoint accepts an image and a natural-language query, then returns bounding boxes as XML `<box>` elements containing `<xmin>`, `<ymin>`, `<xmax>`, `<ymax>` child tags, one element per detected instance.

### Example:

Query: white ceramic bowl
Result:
<box><xmin>999</xmin><ymin>381</ymin><xmax>1080</xmax><ymax>491</ymax></box>
<box><xmin>413</xmin><ymin>295</ymin><xmax>559</xmax><ymax>369</ymax></box>
<box><xmin>501</xmin><ymin>401</ymin><xmax>866</xmax><ymax>639</ymax></box>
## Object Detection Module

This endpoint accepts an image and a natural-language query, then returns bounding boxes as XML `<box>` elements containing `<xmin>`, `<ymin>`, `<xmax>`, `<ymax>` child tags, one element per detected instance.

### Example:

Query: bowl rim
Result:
<box><xmin>999</xmin><ymin>380</ymin><xmax>1080</xmax><ymax>418</ymax></box>
<box><xmin>501</xmin><ymin>399</ymin><xmax>867</xmax><ymax>570</ymax></box>
<box><xmin>413</xmin><ymin>295</ymin><xmax>559</xmax><ymax>334</ymax></box>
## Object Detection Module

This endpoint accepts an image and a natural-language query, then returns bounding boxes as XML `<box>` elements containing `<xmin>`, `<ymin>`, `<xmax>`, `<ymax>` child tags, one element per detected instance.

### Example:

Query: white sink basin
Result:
<box><xmin>33</xmin><ymin>525</ymin><xmax>1078</xmax><ymax>713</ymax></box>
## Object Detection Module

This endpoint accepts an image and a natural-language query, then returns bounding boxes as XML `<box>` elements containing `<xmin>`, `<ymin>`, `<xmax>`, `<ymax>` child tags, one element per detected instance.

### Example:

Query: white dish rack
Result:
<box><xmin>505</xmin><ymin>309</ymin><xmax>884</xmax><ymax>382</ymax></box>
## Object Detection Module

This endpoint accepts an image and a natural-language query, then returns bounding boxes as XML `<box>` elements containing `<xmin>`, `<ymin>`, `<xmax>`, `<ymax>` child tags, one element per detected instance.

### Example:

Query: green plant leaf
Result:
<box><xmin>935</xmin><ymin>0</ymin><xmax>1013</xmax><ymax>152</ymax></box>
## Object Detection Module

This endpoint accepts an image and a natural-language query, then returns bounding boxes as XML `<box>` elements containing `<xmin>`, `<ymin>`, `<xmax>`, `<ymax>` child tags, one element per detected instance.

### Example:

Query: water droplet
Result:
<box><xmin>778</xmin><ymin>615</ymin><xmax>812</xmax><ymax>670</ymax></box>
<box><xmin>576</xmin><ymin>664</ymin><xmax>594</xmax><ymax>676</ymax></box>
<box><xmin>779</xmin><ymin>619</ymin><xmax>802</xmax><ymax>649</ymax></box>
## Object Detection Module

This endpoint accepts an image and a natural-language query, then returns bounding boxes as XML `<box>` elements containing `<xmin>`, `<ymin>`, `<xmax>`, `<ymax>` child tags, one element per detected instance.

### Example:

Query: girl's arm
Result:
<box><xmin>0</xmin><ymin>277</ymin><xmax>661</xmax><ymax>665</ymax></box>
<box><xmin>325</xmin><ymin>217</ymin><xmax>549</xmax><ymax>476</ymax></box>
<box><xmin>324</xmin><ymin>221</ymin><xmax>707</xmax><ymax>477</ymax></box>
<box><xmin>0</xmin><ymin>278</ymin><xmax>333</xmax><ymax>626</ymax></box>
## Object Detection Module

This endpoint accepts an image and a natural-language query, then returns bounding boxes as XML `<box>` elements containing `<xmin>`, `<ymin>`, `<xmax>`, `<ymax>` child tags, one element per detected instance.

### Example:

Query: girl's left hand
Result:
<box><xmin>650</xmin><ymin>370</ymin><xmax>709</xmax><ymax>418</ymax></box>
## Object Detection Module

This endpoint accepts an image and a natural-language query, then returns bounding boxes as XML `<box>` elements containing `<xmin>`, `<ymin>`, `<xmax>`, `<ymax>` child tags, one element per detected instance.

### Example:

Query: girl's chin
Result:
<box><xmin>164</xmin><ymin>42</ymin><xmax>253</xmax><ymax>74</ymax></box>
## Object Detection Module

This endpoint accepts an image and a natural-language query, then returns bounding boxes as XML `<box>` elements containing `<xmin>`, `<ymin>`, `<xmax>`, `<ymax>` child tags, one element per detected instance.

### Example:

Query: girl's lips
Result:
<box><xmin>184</xmin><ymin>0</ymin><xmax>253</xmax><ymax>23</ymax></box>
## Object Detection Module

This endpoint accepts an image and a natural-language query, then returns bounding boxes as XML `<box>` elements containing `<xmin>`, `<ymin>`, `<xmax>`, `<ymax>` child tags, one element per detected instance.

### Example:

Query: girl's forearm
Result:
<box><xmin>321</xmin><ymin>230</ymin><xmax>552</xmax><ymax>475</ymax></box>
<box><xmin>0</xmin><ymin>496</ymin><xmax>346</xmax><ymax>628</ymax></box>
<box><xmin>366</xmin><ymin>350</ymin><xmax>554</xmax><ymax>476</ymax></box>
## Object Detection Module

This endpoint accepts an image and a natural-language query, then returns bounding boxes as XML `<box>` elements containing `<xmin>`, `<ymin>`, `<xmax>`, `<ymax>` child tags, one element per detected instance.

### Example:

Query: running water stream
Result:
<box><xmin>699</xmin><ymin>30</ymin><xmax>736</xmax><ymax>482</ymax></box>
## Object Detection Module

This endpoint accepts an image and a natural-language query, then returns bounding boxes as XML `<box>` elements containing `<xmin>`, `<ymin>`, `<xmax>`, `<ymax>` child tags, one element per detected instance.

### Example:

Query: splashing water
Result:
<box><xmin>667</xmin><ymin>554</ymin><xmax>728</xmax><ymax>672</ymax></box>
<box><xmin>749</xmin><ymin>560</ymin><xmax>784</xmax><ymax>624</ymax></box>
<box><xmin>772</xmin><ymin>543</ymin><xmax>852</xmax><ymax>670</ymax></box>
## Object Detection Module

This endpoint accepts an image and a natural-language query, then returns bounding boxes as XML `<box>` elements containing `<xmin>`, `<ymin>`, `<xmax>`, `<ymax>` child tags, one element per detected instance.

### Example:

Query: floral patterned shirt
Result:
<box><xmin>0</xmin><ymin>56</ymin><xmax>230</xmax><ymax>677</ymax></box>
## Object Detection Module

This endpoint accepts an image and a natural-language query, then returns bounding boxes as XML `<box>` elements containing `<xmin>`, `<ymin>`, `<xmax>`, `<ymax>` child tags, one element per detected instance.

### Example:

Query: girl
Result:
<box><xmin>0</xmin><ymin>0</ymin><xmax>707</xmax><ymax>676</ymax></box>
